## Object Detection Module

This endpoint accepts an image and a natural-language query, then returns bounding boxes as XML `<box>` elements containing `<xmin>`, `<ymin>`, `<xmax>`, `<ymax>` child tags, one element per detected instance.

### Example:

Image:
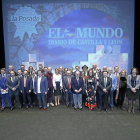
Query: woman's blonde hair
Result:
<box><xmin>119</xmin><ymin>69</ymin><xmax>127</xmax><ymax>78</ymax></box>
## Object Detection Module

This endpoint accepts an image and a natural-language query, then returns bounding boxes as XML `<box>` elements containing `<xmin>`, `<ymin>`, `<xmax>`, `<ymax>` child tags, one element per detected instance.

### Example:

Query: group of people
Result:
<box><xmin>0</xmin><ymin>63</ymin><xmax>140</xmax><ymax>114</ymax></box>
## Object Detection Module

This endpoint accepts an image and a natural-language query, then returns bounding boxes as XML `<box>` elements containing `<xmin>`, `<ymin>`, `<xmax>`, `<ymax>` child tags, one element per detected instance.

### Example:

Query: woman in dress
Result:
<box><xmin>85</xmin><ymin>69</ymin><xmax>97</xmax><ymax>110</ymax></box>
<box><xmin>81</xmin><ymin>71</ymin><xmax>87</xmax><ymax>104</ymax></box>
<box><xmin>53</xmin><ymin>68</ymin><xmax>63</xmax><ymax>106</ymax></box>
<box><xmin>116</xmin><ymin>69</ymin><xmax>127</xmax><ymax>110</ymax></box>
<box><xmin>127</xmin><ymin>67</ymin><xmax>140</xmax><ymax>114</ymax></box>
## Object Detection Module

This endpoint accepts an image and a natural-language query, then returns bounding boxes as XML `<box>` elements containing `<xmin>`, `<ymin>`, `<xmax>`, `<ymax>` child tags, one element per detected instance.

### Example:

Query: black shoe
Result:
<box><xmin>105</xmin><ymin>109</ymin><xmax>109</xmax><ymax>113</ymax></box>
<box><xmin>26</xmin><ymin>106</ymin><xmax>28</xmax><ymax>110</ymax></box>
<box><xmin>11</xmin><ymin>107</ymin><xmax>14</xmax><ymax>111</ymax></box>
<box><xmin>111</xmin><ymin>106</ymin><xmax>113</xmax><ymax>111</ymax></box>
<box><xmin>80</xmin><ymin>108</ymin><xmax>83</xmax><ymax>111</ymax></box>
<box><xmin>98</xmin><ymin>108</ymin><xmax>101</xmax><ymax>112</ymax></box>
<box><xmin>1</xmin><ymin>108</ymin><xmax>5</xmax><ymax>111</ymax></box>
<box><xmin>71</xmin><ymin>104</ymin><xmax>73</xmax><ymax>107</ymax></box>
<box><xmin>74</xmin><ymin>108</ymin><xmax>77</xmax><ymax>111</ymax></box>
<box><xmin>19</xmin><ymin>106</ymin><xmax>22</xmax><ymax>109</ymax></box>
<box><xmin>66</xmin><ymin>104</ymin><xmax>69</xmax><ymax>108</ymax></box>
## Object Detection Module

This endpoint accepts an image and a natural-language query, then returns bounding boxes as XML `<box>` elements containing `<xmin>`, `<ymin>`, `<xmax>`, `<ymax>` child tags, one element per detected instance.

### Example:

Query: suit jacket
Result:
<box><xmin>99</xmin><ymin>77</ymin><xmax>112</xmax><ymax>95</ymax></box>
<box><xmin>63</xmin><ymin>75</ymin><xmax>73</xmax><ymax>91</ymax></box>
<box><xmin>71</xmin><ymin>77</ymin><xmax>84</xmax><ymax>94</ymax></box>
<box><xmin>6</xmin><ymin>76</ymin><xmax>20</xmax><ymax>93</ymax></box>
<box><xmin>127</xmin><ymin>75</ymin><xmax>140</xmax><ymax>89</ymax></box>
<box><xmin>20</xmin><ymin>76</ymin><xmax>33</xmax><ymax>93</ymax></box>
<box><xmin>34</xmin><ymin>76</ymin><xmax>48</xmax><ymax>93</ymax></box>
<box><xmin>0</xmin><ymin>74</ymin><xmax>10</xmax><ymax>90</ymax></box>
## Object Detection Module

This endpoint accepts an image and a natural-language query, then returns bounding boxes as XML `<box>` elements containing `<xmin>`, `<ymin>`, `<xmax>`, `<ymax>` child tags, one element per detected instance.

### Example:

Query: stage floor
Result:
<box><xmin>0</xmin><ymin>99</ymin><xmax>140</xmax><ymax>140</ymax></box>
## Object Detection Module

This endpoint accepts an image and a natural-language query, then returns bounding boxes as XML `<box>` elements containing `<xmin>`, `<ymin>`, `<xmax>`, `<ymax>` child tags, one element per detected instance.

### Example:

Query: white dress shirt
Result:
<box><xmin>37</xmin><ymin>76</ymin><xmax>42</xmax><ymax>93</ymax></box>
<box><xmin>53</xmin><ymin>74</ymin><xmax>62</xmax><ymax>87</ymax></box>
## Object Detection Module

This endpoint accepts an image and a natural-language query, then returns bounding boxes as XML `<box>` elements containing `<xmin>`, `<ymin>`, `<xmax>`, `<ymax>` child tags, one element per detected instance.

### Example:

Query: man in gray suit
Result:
<box><xmin>6</xmin><ymin>71</ymin><xmax>21</xmax><ymax>110</ymax></box>
<box><xmin>63</xmin><ymin>71</ymin><xmax>73</xmax><ymax>108</ymax></box>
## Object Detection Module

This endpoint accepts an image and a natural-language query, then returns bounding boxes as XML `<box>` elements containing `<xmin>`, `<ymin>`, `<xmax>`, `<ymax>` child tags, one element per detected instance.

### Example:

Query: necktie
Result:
<box><xmin>24</xmin><ymin>77</ymin><xmax>26</xmax><ymax>87</ymax></box>
<box><xmin>104</xmin><ymin>78</ymin><xmax>106</xmax><ymax>88</ymax></box>
<box><xmin>12</xmin><ymin>77</ymin><xmax>14</xmax><ymax>83</ymax></box>
<box><xmin>77</xmin><ymin>78</ymin><xmax>79</xmax><ymax>85</ymax></box>
<box><xmin>68</xmin><ymin>78</ymin><xmax>71</xmax><ymax>89</ymax></box>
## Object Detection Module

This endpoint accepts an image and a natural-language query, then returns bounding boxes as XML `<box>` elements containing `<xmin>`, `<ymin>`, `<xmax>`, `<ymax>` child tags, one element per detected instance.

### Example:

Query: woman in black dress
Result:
<box><xmin>116</xmin><ymin>69</ymin><xmax>127</xmax><ymax>109</ymax></box>
<box><xmin>127</xmin><ymin>67</ymin><xmax>140</xmax><ymax>114</ymax></box>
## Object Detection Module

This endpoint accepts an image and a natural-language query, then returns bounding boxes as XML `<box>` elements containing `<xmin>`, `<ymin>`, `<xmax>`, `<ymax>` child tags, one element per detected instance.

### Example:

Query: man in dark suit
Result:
<box><xmin>20</xmin><ymin>70</ymin><xmax>33</xmax><ymax>109</ymax></box>
<box><xmin>63</xmin><ymin>71</ymin><xmax>73</xmax><ymax>108</ymax></box>
<box><xmin>73</xmin><ymin>66</ymin><xmax>80</xmax><ymax>76</ymax></box>
<box><xmin>71</xmin><ymin>71</ymin><xmax>84</xmax><ymax>110</ymax></box>
<box><xmin>99</xmin><ymin>71</ymin><xmax>112</xmax><ymax>112</ymax></box>
<box><xmin>0</xmin><ymin>68</ymin><xmax>11</xmax><ymax>111</ymax></box>
<box><xmin>34</xmin><ymin>70</ymin><xmax>48</xmax><ymax>111</ymax></box>
<box><xmin>6</xmin><ymin>71</ymin><xmax>21</xmax><ymax>110</ymax></box>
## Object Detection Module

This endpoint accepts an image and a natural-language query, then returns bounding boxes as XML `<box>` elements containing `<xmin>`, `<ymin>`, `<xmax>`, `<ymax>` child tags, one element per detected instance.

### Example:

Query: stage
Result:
<box><xmin>0</xmin><ymin>100</ymin><xmax>140</xmax><ymax>140</ymax></box>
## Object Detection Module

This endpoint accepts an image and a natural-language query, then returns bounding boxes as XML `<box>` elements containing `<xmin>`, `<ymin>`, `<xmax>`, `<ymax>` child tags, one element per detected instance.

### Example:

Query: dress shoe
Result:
<box><xmin>38</xmin><ymin>107</ymin><xmax>42</xmax><ymax>110</ymax></box>
<box><xmin>1</xmin><ymin>108</ymin><xmax>5</xmax><ymax>111</ymax></box>
<box><xmin>26</xmin><ymin>106</ymin><xmax>28</xmax><ymax>109</ymax></box>
<box><xmin>19</xmin><ymin>106</ymin><xmax>22</xmax><ymax>109</ymax></box>
<box><xmin>71</xmin><ymin>104</ymin><xmax>74</xmax><ymax>107</ymax></box>
<box><xmin>66</xmin><ymin>104</ymin><xmax>69</xmax><ymax>108</ymax></box>
<box><xmin>11</xmin><ymin>107</ymin><xmax>14</xmax><ymax>111</ymax></box>
<box><xmin>74</xmin><ymin>108</ymin><xmax>77</xmax><ymax>111</ymax></box>
<box><xmin>98</xmin><ymin>108</ymin><xmax>101</xmax><ymax>112</ymax></box>
<box><xmin>30</xmin><ymin>106</ymin><xmax>33</xmax><ymax>109</ymax></box>
<box><xmin>43</xmin><ymin>108</ymin><xmax>47</xmax><ymax>111</ymax></box>
<box><xmin>111</xmin><ymin>106</ymin><xmax>113</xmax><ymax>111</ymax></box>
<box><xmin>105</xmin><ymin>109</ymin><xmax>109</xmax><ymax>113</ymax></box>
<box><xmin>80</xmin><ymin>108</ymin><xmax>83</xmax><ymax>111</ymax></box>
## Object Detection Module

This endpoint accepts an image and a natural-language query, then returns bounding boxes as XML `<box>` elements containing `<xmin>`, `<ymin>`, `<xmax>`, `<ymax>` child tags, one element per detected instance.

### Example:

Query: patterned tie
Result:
<box><xmin>68</xmin><ymin>77</ymin><xmax>71</xmax><ymax>89</ymax></box>
<box><xmin>104</xmin><ymin>77</ymin><xmax>106</xmax><ymax>88</ymax></box>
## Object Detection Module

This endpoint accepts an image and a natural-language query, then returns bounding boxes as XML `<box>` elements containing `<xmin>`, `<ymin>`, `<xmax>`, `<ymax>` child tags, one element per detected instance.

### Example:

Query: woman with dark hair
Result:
<box><xmin>81</xmin><ymin>71</ymin><xmax>87</xmax><ymax>104</ymax></box>
<box><xmin>127</xmin><ymin>67</ymin><xmax>140</xmax><ymax>114</ymax></box>
<box><xmin>85</xmin><ymin>69</ymin><xmax>97</xmax><ymax>110</ymax></box>
<box><xmin>116</xmin><ymin>69</ymin><xmax>127</xmax><ymax>109</ymax></box>
<box><xmin>28</xmin><ymin>66</ymin><xmax>34</xmax><ymax>76</ymax></box>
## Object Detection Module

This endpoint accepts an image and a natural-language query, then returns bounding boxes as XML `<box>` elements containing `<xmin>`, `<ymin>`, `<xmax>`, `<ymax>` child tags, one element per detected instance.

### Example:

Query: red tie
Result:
<box><xmin>68</xmin><ymin>78</ymin><xmax>71</xmax><ymax>89</ymax></box>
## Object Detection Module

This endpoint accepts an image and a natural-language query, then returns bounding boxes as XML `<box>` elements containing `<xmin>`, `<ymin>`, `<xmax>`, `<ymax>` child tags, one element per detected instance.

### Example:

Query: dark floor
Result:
<box><xmin>0</xmin><ymin>99</ymin><xmax>140</xmax><ymax>140</ymax></box>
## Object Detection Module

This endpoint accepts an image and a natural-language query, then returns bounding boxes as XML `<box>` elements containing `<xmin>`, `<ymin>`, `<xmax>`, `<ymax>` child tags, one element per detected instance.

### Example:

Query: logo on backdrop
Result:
<box><xmin>11</xmin><ymin>6</ymin><xmax>41</xmax><ymax>40</ymax></box>
<box><xmin>48</xmin><ymin>26</ymin><xmax>123</xmax><ymax>46</ymax></box>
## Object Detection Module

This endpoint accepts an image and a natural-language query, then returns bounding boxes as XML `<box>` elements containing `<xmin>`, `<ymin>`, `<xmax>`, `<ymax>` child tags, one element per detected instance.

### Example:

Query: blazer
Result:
<box><xmin>71</xmin><ymin>77</ymin><xmax>84</xmax><ymax>94</ymax></box>
<box><xmin>6</xmin><ymin>76</ymin><xmax>20</xmax><ymax>93</ymax></box>
<box><xmin>63</xmin><ymin>75</ymin><xmax>73</xmax><ymax>91</ymax></box>
<box><xmin>0</xmin><ymin>74</ymin><xmax>10</xmax><ymax>90</ymax></box>
<box><xmin>20</xmin><ymin>76</ymin><xmax>33</xmax><ymax>93</ymax></box>
<box><xmin>99</xmin><ymin>77</ymin><xmax>112</xmax><ymax>95</ymax></box>
<box><xmin>34</xmin><ymin>76</ymin><xmax>48</xmax><ymax>93</ymax></box>
<box><xmin>127</xmin><ymin>75</ymin><xmax>140</xmax><ymax>89</ymax></box>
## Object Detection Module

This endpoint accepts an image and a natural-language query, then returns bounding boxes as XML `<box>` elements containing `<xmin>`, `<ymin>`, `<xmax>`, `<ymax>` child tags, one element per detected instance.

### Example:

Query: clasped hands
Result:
<box><xmin>103</xmin><ymin>88</ymin><xmax>108</xmax><ymax>93</ymax></box>
<box><xmin>75</xmin><ymin>88</ymin><xmax>82</xmax><ymax>93</ymax></box>
<box><xmin>131</xmin><ymin>88</ymin><xmax>136</xmax><ymax>93</ymax></box>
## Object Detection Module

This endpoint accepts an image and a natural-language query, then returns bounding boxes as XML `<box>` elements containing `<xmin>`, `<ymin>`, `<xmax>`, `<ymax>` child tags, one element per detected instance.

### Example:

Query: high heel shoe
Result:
<box><xmin>132</xmin><ymin>108</ymin><xmax>135</xmax><ymax>114</ymax></box>
<box><xmin>128</xmin><ymin>108</ymin><xmax>131</xmax><ymax>113</ymax></box>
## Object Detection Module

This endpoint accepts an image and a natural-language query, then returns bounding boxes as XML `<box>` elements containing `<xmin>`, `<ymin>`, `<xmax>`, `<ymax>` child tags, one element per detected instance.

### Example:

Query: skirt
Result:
<box><xmin>126</xmin><ymin>88</ymin><xmax>139</xmax><ymax>100</ymax></box>
<box><xmin>54</xmin><ymin>82</ymin><xmax>61</xmax><ymax>96</ymax></box>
